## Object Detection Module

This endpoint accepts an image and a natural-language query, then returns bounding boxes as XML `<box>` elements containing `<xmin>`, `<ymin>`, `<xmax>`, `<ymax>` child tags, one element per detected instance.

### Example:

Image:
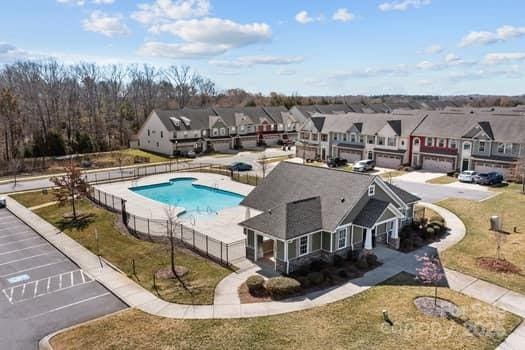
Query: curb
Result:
<box><xmin>38</xmin><ymin>309</ymin><xmax>130</xmax><ymax>350</ymax></box>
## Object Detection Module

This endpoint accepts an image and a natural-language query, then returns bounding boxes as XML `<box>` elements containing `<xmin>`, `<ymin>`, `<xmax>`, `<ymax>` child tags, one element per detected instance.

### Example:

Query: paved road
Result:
<box><xmin>392</xmin><ymin>179</ymin><xmax>495</xmax><ymax>202</ymax></box>
<box><xmin>0</xmin><ymin>209</ymin><xmax>126</xmax><ymax>349</ymax></box>
<box><xmin>0</xmin><ymin>147</ymin><xmax>294</xmax><ymax>194</ymax></box>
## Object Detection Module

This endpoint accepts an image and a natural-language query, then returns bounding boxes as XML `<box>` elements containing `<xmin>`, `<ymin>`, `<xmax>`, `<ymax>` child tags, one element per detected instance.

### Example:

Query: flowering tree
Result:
<box><xmin>416</xmin><ymin>254</ymin><xmax>445</xmax><ymax>306</ymax></box>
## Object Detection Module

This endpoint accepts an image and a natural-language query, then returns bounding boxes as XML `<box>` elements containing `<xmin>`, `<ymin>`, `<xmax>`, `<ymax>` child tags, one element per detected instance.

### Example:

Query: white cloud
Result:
<box><xmin>483</xmin><ymin>52</ymin><xmax>525</xmax><ymax>65</ymax></box>
<box><xmin>445</xmin><ymin>53</ymin><xmax>462</xmax><ymax>65</ymax></box>
<box><xmin>137</xmin><ymin>41</ymin><xmax>230</xmax><ymax>59</ymax></box>
<box><xmin>295</xmin><ymin>10</ymin><xmax>313</xmax><ymax>24</ymax></box>
<box><xmin>332</xmin><ymin>8</ymin><xmax>355</xmax><ymax>23</ymax></box>
<box><xmin>421</xmin><ymin>44</ymin><xmax>443</xmax><ymax>54</ymax></box>
<box><xmin>497</xmin><ymin>25</ymin><xmax>525</xmax><ymax>40</ymax></box>
<box><xmin>379</xmin><ymin>0</ymin><xmax>431</xmax><ymax>12</ymax></box>
<box><xmin>210</xmin><ymin>55</ymin><xmax>304</xmax><ymax>68</ymax></box>
<box><xmin>151</xmin><ymin>17</ymin><xmax>271</xmax><ymax>47</ymax></box>
<box><xmin>132</xmin><ymin>0</ymin><xmax>210</xmax><ymax>25</ymax></box>
<box><xmin>0</xmin><ymin>43</ymin><xmax>43</xmax><ymax>63</ymax></box>
<box><xmin>57</xmin><ymin>0</ymin><xmax>86</xmax><ymax>6</ymax></box>
<box><xmin>93</xmin><ymin>0</ymin><xmax>115</xmax><ymax>4</ymax></box>
<box><xmin>417</xmin><ymin>79</ymin><xmax>433</xmax><ymax>86</ymax></box>
<box><xmin>416</xmin><ymin>60</ymin><xmax>443</xmax><ymax>70</ymax></box>
<box><xmin>459</xmin><ymin>24</ymin><xmax>525</xmax><ymax>47</ymax></box>
<box><xmin>82</xmin><ymin>11</ymin><xmax>130</xmax><ymax>37</ymax></box>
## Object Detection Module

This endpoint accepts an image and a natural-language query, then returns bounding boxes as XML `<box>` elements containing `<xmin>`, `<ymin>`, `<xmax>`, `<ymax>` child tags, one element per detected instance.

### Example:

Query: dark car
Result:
<box><xmin>327</xmin><ymin>157</ymin><xmax>348</xmax><ymax>168</ymax></box>
<box><xmin>474</xmin><ymin>172</ymin><xmax>503</xmax><ymax>185</ymax></box>
<box><xmin>230</xmin><ymin>162</ymin><xmax>253</xmax><ymax>171</ymax></box>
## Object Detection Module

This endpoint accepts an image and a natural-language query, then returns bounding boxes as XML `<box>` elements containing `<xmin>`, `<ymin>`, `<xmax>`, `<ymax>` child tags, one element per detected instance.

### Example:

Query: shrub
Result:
<box><xmin>309</xmin><ymin>259</ymin><xmax>326</xmax><ymax>272</ymax></box>
<box><xmin>347</xmin><ymin>264</ymin><xmax>359</xmax><ymax>274</ymax></box>
<box><xmin>333</xmin><ymin>254</ymin><xmax>344</xmax><ymax>267</ymax></box>
<box><xmin>337</xmin><ymin>269</ymin><xmax>348</xmax><ymax>278</ymax></box>
<box><xmin>307</xmin><ymin>271</ymin><xmax>325</xmax><ymax>285</ymax></box>
<box><xmin>356</xmin><ymin>258</ymin><xmax>369</xmax><ymax>270</ymax></box>
<box><xmin>246</xmin><ymin>275</ymin><xmax>265</xmax><ymax>294</ymax></box>
<box><xmin>296</xmin><ymin>276</ymin><xmax>310</xmax><ymax>289</ymax></box>
<box><xmin>347</xmin><ymin>250</ymin><xmax>359</xmax><ymax>262</ymax></box>
<box><xmin>266</xmin><ymin>277</ymin><xmax>301</xmax><ymax>299</ymax></box>
<box><xmin>365</xmin><ymin>254</ymin><xmax>378</xmax><ymax>266</ymax></box>
<box><xmin>412</xmin><ymin>236</ymin><xmax>424</xmax><ymax>248</ymax></box>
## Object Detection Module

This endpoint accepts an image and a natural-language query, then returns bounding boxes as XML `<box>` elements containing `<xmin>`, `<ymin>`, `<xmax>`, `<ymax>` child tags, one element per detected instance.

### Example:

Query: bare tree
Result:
<box><xmin>9</xmin><ymin>156</ymin><xmax>22</xmax><ymax>188</ymax></box>
<box><xmin>50</xmin><ymin>163</ymin><xmax>88</xmax><ymax>220</ymax></box>
<box><xmin>164</xmin><ymin>65</ymin><xmax>199</xmax><ymax>108</ymax></box>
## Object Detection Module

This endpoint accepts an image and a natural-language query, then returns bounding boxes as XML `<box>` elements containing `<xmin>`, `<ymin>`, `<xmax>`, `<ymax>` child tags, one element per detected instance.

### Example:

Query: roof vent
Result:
<box><xmin>340</xmin><ymin>197</ymin><xmax>345</xmax><ymax>203</ymax></box>
<box><xmin>180</xmin><ymin>116</ymin><xmax>191</xmax><ymax>127</ymax></box>
<box><xmin>169</xmin><ymin>117</ymin><xmax>181</xmax><ymax>127</ymax></box>
<box><xmin>268</xmin><ymin>209</ymin><xmax>272</xmax><ymax>215</ymax></box>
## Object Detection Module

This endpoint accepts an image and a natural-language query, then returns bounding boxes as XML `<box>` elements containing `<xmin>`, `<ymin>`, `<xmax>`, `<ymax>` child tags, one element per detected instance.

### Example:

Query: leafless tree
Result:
<box><xmin>164</xmin><ymin>65</ymin><xmax>199</xmax><ymax>108</ymax></box>
<box><xmin>50</xmin><ymin>163</ymin><xmax>88</xmax><ymax>220</ymax></box>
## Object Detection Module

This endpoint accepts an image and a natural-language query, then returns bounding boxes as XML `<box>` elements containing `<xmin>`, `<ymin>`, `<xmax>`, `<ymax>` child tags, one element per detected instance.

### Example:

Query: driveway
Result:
<box><xmin>0</xmin><ymin>209</ymin><xmax>126</xmax><ymax>349</ymax></box>
<box><xmin>391</xmin><ymin>178</ymin><xmax>495</xmax><ymax>202</ymax></box>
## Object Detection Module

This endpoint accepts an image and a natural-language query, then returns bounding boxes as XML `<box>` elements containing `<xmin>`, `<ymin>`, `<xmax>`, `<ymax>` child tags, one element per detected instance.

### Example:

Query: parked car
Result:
<box><xmin>0</xmin><ymin>197</ymin><xmax>5</xmax><ymax>208</ymax></box>
<box><xmin>230</xmin><ymin>162</ymin><xmax>253</xmax><ymax>171</ymax></box>
<box><xmin>474</xmin><ymin>172</ymin><xmax>503</xmax><ymax>185</ymax></box>
<box><xmin>353</xmin><ymin>159</ymin><xmax>375</xmax><ymax>172</ymax></box>
<box><xmin>327</xmin><ymin>157</ymin><xmax>348</xmax><ymax>168</ymax></box>
<box><xmin>458</xmin><ymin>170</ymin><xmax>478</xmax><ymax>183</ymax></box>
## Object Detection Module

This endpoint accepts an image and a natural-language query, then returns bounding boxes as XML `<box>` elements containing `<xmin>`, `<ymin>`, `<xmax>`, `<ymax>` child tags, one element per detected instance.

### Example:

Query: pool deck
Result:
<box><xmin>94</xmin><ymin>172</ymin><xmax>254</xmax><ymax>244</ymax></box>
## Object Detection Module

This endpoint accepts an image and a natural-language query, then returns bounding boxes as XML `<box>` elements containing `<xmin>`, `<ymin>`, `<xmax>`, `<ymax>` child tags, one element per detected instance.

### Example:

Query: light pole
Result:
<box><xmin>175</xmin><ymin>141</ymin><xmax>179</xmax><ymax>171</ymax></box>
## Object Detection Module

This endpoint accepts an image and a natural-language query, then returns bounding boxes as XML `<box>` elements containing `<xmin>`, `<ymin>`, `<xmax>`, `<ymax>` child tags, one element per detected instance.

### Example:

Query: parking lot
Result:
<box><xmin>0</xmin><ymin>208</ymin><xmax>126</xmax><ymax>349</ymax></box>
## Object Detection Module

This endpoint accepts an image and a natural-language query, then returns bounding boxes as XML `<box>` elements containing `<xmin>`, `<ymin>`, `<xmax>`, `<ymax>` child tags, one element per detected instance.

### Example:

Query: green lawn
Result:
<box><xmin>34</xmin><ymin>198</ymin><xmax>230</xmax><ymax>304</ymax></box>
<box><xmin>380</xmin><ymin>170</ymin><xmax>407</xmax><ymax>179</ymax></box>
<box><xmin>10</xmin><ymin>190</ymin><xmax>57</xmax><ymax>208</ymax></box>
<box><xmin>440</xmin><ymin>186</ymin><xmax>525</xmax><ymax>293</ymax></box>
<box><xmin>426</xmin><ymin>175</ymin><xmax>458</xmax><ymax>184</ymax></box>
<box><xmin>50</xmin><ymin>272</ymin><xmax>520</xmax><ymax>350</ymax></box>
<box><xmin>118</xmin><ymin>149</ymin><xmax>171</xmax><ymax>163</ymax></box>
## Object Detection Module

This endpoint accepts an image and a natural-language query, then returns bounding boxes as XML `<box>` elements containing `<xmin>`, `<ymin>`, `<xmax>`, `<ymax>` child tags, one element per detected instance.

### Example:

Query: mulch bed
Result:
<box><xmin>414</xmin><ymin>296</ymin><xmax>459</xmax><ymax>318</ymax></box>
<box><xmin>477</xmin><ymin>257</ymin><xmax>521</xmax><ymax>274</ymax></box>
<box><xmin>238</xmin><ymin>282</ymin><xmax>272</xmax><ymax>304</ymax></box>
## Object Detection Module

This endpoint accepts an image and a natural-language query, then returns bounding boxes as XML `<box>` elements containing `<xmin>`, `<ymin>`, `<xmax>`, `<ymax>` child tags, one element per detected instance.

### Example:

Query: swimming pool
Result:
<box><xmin>130</xmin><ymin>178</ymin><xmax>245</xmax><ymax>218</ymax></box>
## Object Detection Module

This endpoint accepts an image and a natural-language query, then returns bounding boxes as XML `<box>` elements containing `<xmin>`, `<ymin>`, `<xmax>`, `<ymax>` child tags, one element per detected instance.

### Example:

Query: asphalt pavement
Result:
<box><xmin>0</xmin><ymin>208</ymin><xmax>126</xmax><ymax>349</ymax></box>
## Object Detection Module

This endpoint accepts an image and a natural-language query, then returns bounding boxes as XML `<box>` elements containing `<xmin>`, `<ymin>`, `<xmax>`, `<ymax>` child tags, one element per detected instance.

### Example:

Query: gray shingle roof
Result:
<box><xmin>241</xmin><ymin>196</ymin><xmax>323</xmax><ymax>240</ymax></box>
<box><xmin>262</xmin><ymin>106</ymin><xmax>288</xmax><ymax>124</ymax></box>
<box><xmin>353</xmin><ymin>199</ymin><xmax>390</xmax><ymax>228</ymax></box>
<box><xmin>240</xmin><ymin>162</ymin><xmax>374</xmax><ymax>233</ymax></box>
<box><xmin>154</xmin><ymin>108</ymin><xmax>217</xmax><ymax>131</ymax></box>
<box><xmin>386</xmin><ymin>183</ymin><xmax>420</xmax><ymax>203</ymax></box>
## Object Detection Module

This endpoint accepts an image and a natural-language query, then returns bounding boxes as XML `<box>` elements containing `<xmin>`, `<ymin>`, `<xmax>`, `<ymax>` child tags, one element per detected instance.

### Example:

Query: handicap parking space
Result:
<box><xmin>0</xmin><ymin>208</ymin><xmax>127</xmax><ymax>349</ymax></box>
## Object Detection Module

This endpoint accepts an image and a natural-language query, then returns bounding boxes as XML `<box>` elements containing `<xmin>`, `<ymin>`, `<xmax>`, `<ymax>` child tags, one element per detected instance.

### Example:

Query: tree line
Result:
<box><xmin>0</xmin><ymin>61</ymin><xmax>218</xmax><ymax>161</ymax></box>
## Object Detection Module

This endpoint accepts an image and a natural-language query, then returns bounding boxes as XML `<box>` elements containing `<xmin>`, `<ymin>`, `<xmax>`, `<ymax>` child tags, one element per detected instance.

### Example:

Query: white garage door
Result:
<box><xmin>339</xmin><ymin>150</ymin><xmax>361</xmax><ymax>163</ymax></box>
<box><xmin>376</xmin><ymin>154</ymin><xmax>402</xmax><ymax>169</ymax></box>
<box><xmin>422</xmin><ymin>157</ymin><xmax>454</xmax><ymax>172</ymax></box>
<box><xmin>474</xmin><ymin>163</ymin><xmax>511</xmax><ymax>178</ymax></box>
<box><xmin>242</xmin><ymin>139</ymin><xmax>257</xmax><ymax>148</ymax></box>
<box><xmin>213</xmin><ymin>141</ymin><xmax>231</xmax><ymax>152</ymax></box>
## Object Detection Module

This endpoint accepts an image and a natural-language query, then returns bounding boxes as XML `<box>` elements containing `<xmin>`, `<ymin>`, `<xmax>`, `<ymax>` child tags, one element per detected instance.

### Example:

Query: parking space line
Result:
<box><xmin>0</xmin><ymin>251</ymin><xmax>56</xmax><ymax>267</ymax></box>
<box><xmin>0</xmin><ymin>259</ymin><xmax>69</xmax><ymax>278</ymax></box>
<box><xmin>0</xmin><ymin>243</ymin><xmax>49</xmax><ymax>256</ymax></box>
<box><xmin>25</xmin><ymin>293</ymin><xmax>111</xmax><ymax>320</ymax></box>
<box><xmin>0</xmin><ymin>237</ymin><xmax>40</xmax><ymax>247</ymax></box>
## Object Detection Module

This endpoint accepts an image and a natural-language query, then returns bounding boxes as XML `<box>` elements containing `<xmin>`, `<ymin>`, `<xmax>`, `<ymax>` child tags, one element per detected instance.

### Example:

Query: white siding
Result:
<box><xmin>137</xmin><ymin>112</ymin><xmax>173</xmax><ymax>156</ymax></box>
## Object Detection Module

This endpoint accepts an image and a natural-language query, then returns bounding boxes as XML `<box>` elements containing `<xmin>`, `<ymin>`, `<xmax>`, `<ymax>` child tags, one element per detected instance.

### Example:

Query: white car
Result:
<box><xmin>458</xmin><ymin>170</ymin><xmax>478</xmax><ymax>183</ymax></box>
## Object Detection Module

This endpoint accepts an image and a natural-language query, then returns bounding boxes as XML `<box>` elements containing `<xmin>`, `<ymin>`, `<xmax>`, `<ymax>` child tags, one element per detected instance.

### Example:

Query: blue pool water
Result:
<box><xmin>130</xmin><ymin>178</ymin><xmax>245</xmax><ymax>218</ymax></box>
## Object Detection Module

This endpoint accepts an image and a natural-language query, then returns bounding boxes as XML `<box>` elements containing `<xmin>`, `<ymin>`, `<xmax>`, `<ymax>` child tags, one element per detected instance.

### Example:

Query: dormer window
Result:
<box><xmin>368</xmin><ymin>185</ymin><xmax>376</xmax><ymax>197</ymax></box>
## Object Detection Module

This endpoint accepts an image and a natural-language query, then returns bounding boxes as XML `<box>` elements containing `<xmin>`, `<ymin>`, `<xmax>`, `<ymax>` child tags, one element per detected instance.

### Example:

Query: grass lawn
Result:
<box><xmin>257</xmin><ymin>155</ymin><xmax>291</xmax><ymax>164</ymax></box>
<box><xmin>10</xmin><ymin>190</ymin><xmax>57</xmax><ymax>208</ymax></box>
<box><xmin>34</xmin><ymin>198</ymin><xmax>230</xmax><ymax>305</ymax></box>
<box><xmin>50</xmin><ymin>272</ymin><xmax>520</xmax><ymax>350</ymax></box>
<box><xmin>380</xmin><ymin>170</ymin><xmax>407</xmax><ymax>180</ymax></box>
<box><xmin>426</xmin><ymin>175</ymin><xmax>458</xmax><ymax>184</ymax></box>
<box><xmin>440</xmin><ymin>185</ymin><xmax>525</xmax><ymax>294</ymax></box>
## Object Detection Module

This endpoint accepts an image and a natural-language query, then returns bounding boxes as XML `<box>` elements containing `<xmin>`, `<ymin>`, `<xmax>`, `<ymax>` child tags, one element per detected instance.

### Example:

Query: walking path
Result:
<box><xmin>5</xmin><ymin>197</ymin><xmax>524</xmax><ymax>348</ymax></box>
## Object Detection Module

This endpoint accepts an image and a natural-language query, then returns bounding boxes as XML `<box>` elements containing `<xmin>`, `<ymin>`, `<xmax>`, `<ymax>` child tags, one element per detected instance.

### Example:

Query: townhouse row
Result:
<box><xmin>136</xmin><ymin>106</ymin><xmax>306</xmax><ymax>155</ymax></box>
<box><xmin>296</xmin><ymin>109</ymin><xmax>525</xmax><ymax>178</ymax></box>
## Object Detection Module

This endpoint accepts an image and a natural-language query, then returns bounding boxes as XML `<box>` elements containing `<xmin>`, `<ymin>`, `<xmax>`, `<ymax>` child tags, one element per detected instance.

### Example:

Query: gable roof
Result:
<box><xmin>352</xmin><ymin>199</ymin><xmax>390</xmax><ymax>228</ymax></box>
<box><xmin>241</xmin><ymin>196</ymin><xmax>323</xmax><ymax>240</ymax></box>
<box><xmin>262</xmin><ymin>106</ymin><xmax>288</xmax><ymax>124</ymax></box>
<box><xmin>386</xmin><ymin>183</ymin><xmax>420</xmax><ymax>203</ymax></box>
<box><xmin>387</xmin><ymin>120</ymin><xmax>402</xmax><ymax>136</ymax></box>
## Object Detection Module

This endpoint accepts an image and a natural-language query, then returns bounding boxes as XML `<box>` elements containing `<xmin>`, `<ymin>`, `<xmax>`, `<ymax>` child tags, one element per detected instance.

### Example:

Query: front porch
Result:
<box><xmin>244</xmin><ymin>215</ymin><xmax>401</xmax><ymax>275</ymax></box>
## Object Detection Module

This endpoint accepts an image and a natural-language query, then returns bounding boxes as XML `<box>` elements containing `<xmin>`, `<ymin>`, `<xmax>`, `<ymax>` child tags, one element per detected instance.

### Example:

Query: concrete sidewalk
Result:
<box><xmin>7</xmin><ymin>196</ymin><xmax>525</xmax><ymax>347</ymax></box>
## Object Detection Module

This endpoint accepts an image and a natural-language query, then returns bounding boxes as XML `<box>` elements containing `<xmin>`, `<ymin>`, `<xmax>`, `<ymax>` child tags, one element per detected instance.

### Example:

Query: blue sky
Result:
<box><xmin>1</xmin><ymin>0</ymin><xmax>524</xmax><ymax>96</ymax></box>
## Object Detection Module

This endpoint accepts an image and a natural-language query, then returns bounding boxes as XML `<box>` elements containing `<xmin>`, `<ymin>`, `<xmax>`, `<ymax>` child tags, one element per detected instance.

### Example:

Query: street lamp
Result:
<box><xmin>175</xmin><ymin>140</ymin><xmax>179</xmax><ymax>170</ymax></box>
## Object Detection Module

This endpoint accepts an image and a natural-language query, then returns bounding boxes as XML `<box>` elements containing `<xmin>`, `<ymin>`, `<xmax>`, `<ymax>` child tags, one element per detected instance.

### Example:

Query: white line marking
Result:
<box><xmin>59</xmin><ymin>273</ymin><xmax>62</xmax><ymax>289</ymax></box>
<box><xmin>81</xmin><ymin>271</ymin><xmax>86</xmax><ymax>283</ymax></box>
<box><xmin>0</xmin><ymin>243</ymin><xmax>48</xmax><ymax>256</ymax></box>
<box><xmin>0</xmin><ymin>259</ymin><xmax>69</xmax><ymax>278</ymax></box>
<box><xmin>2</xmin><ymin>289</ymin><xmax>12</xmax><ymax>303</ymax></box>
<box><xmin>0</xmin><ymin>232</ymin><xmax>32</xmax><ymax>239</ymax></box>
<box><xmin>0</xmin><ymin>237</ymin><xmax>40</xmax><ymax>247</ymax></box>
<box><xmin>34</xmin><ymin>280</ymin><xmax>39</xmax><ymax>297</ymax></box>
<box><xmin>47</xmin><ymin>276</ymin><xmax>51</xmax><ymax>291</ymax></box>
<box><xmin>25</xmin><ymin>293</ymin><xmax>111</xmax><ymax>320</ymax></box>
<box><xmin>0</xmin><ymin>251</ymin><xmax>55</xmax><ymax>266</ymax></box>
<box><xmin>21</xmin><ymin>283</ymin><xmax>25</xmax><ymax>297</ymax></box>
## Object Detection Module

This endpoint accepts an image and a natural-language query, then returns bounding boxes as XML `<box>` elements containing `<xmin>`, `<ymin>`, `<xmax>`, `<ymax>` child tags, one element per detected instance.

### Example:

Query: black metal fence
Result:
<box><xmin>88</xmin><ymin>186</ymin><xmax>246</xmax><ymax>266</ymax></box>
